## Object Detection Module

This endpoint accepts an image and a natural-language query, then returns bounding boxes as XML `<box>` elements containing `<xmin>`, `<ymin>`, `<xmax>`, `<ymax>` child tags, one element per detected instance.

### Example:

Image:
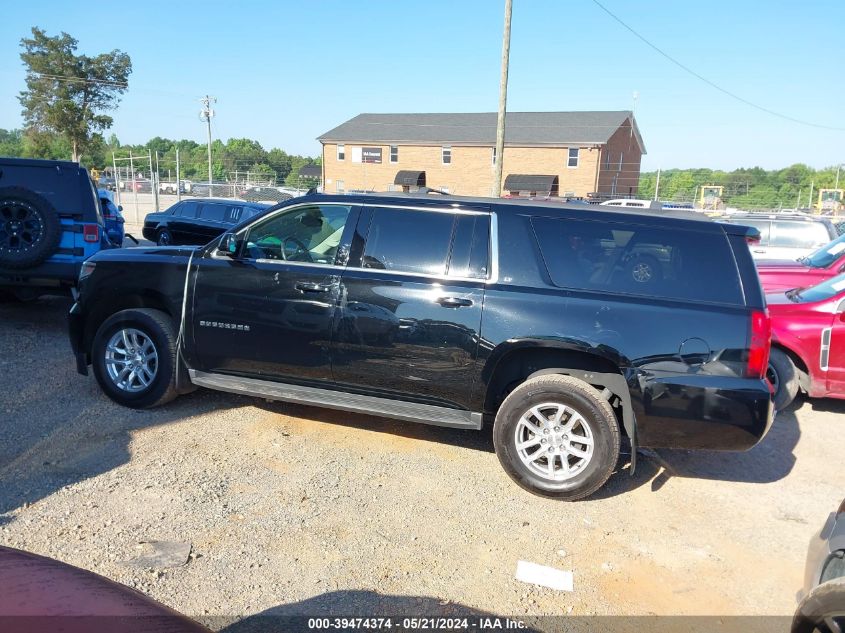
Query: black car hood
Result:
<box><xmin>90</xmin><ymin>245</ymin><xmax>201</xmax><ymax>263</ymax></box>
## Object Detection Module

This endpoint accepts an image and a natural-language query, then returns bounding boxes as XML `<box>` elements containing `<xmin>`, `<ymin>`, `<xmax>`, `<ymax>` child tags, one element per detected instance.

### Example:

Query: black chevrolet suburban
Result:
<box><xmin>69</xmin><ymin>193</ymin><xmax>774</xmax><ymax>499</ymax></box>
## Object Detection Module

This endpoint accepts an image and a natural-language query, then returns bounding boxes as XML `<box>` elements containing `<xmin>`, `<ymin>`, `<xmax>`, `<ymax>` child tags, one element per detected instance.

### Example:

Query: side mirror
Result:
<box><xmin>219</xmin><ymin>234</ymin><xmax>238</xmax><ymax>257</ymax></box>
<box><xmin>118</xmin><ymin>205</ymin><xmax>123</xmax><ymax>212</ymax></box>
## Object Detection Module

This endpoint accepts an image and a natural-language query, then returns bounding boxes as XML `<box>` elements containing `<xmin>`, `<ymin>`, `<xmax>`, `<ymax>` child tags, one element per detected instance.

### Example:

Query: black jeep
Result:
<box><xmin>68</xmin><ymin>193</ymin><xmax>773</xmax><ymax>499</ymax></box>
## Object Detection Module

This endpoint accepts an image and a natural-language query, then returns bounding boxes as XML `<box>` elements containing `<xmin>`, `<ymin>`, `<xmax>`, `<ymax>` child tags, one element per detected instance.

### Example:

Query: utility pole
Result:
<box><xmin>836</xmin><ymin>164</ymin><xmax>841</xmax><ymax>190</ymax></box>
<box><xmin>199</xmin><ymin>95</ymin><xmax>217</xmax><ymax>189</ymax></box>
<box><xmin>176</xmin><ymin>149</ymin><xmax>181</xmax><ymax>202</ymax></box>
<box><xmin>808</xmin><ymin>180</ymin><xmax>814</xmax><ymax>212</ymax></box>
<box><xmin>653</xmin><ymin>167</ymin><xmax>661</xmax><ymax>201</ymax></box>
<box><xmin>492</xmin><ymin>0</ymin><xmax>513</xmax><ymax>198</ymax></box>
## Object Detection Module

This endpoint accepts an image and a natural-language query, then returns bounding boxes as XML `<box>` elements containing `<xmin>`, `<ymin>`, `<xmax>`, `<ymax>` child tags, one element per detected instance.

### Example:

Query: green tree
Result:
<box><xmin>18</xmin><ymin>27</ymin><xmax>132</xmax><ymax>162</ymax></box>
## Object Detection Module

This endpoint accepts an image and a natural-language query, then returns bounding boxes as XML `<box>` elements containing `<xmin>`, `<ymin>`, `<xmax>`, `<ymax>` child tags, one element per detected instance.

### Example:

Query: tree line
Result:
<box><xmin>0</xmin><ymin>129</ymin><xmax>321</xmax><ymax>187</ymax></box>
<box><xmin>639</xmin><ymin>164</ymin><xmax>843</xmax><ymax>209</ymax></box>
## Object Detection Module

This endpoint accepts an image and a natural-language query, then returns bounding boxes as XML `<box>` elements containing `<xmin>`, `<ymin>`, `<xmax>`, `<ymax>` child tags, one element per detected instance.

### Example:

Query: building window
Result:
<box><xmin>442</xmin><ymin>146</ymin><xmax>452</xmax><ymax>165</ymax></box>
<box><xmin>604</xmin><ymin>150</ymin><xmax>611</xmax><ymax>169</ymax></box>
<box><xmin>567</xmin><ymin>148</ymin><xmax>579</xmax><ymax>168</ymax></box>
<box><xmin>337</xmin><ymin>144</ymin><xmax>345</xmax><ymax>161</ymax></box>
<box><xmin>618</xmin><ymin>152</ymin><xmax>623</xmax><ymax>172</ymax></box>
<box><xmin>492</xmin><ymin>147</ymin><xmax>497</xmax><ymax>165</ymax></box>
<box><xmin>336</xmin><ymin>179</ymin><xmax>345</xmax><ymax>193</ymax></box>
<box><xmin>390</xmin><ymin>145</ymin><xmax>398</xmax><ymax>163</ymax></box>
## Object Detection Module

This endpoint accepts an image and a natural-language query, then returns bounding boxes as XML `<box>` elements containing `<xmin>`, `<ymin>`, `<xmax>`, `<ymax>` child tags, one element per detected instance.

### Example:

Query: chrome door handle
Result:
<box><xmin>295</xmin><ymin>281</ymin><xmax>331</xmax><ymax>293</ymax></box>
<box><xmin>436</xmin><ymin>296</ymin><xmax>473</xmax><ymax>308</ymax></box>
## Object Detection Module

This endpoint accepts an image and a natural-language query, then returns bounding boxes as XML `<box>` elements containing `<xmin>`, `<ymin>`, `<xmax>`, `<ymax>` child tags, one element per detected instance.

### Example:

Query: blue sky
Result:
<box><xmin>0</xmin><ymin>0</ymin><xmax>842</xmax><ymax>171</ymax></box>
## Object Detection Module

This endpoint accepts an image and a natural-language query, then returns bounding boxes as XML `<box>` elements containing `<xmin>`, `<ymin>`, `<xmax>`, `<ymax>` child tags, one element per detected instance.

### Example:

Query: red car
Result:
<box><xmin>767</xmin><ymin>272</ymin><xmax>845</xmax><ymax>409</ymax></box>
<box><xmin>757</xmin><ymin>233</ymin><xmax>845</xmax><ymax>293</ymax></box>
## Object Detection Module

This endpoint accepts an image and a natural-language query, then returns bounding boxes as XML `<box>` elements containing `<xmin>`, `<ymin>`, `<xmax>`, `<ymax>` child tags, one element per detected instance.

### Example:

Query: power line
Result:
<box><xmin>589</xmin><ymin>0</ymin><xmax>845</xmax><ymax>132</ymax></box>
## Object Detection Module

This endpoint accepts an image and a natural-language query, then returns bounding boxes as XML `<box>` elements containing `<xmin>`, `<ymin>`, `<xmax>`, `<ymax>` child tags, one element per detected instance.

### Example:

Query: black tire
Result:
<box><xmin>156</xmin><ymin>228</ymin><xmax>173</xmax><ymax>246</ymax></box>
<box><xmin>493</xmin><ymin>374</ymin><xmax>621</xmax><ymax>500</ymax></box>
<box><xmin>0</xmin><ymin>186</ymin><xmax>62</xmax><ymax>269</ymax></box>
<box><xmin>626</xmin><ymin>253</ymin><xmax>662</xmax><ymax>286</ymax></box>
<box><xmin>791</xmin><ymin>578</ymin><xmax>845</xmax><ymax>633</ymax></box>
<box><xmin>768</xmin><ymin>347</ymin><xmax>799</xmax><ymax>410</ymax></box>
<box><xmin>91</xmin><ymin>308</ymin><xmax>179</xmax><ymax>409</ymax></box>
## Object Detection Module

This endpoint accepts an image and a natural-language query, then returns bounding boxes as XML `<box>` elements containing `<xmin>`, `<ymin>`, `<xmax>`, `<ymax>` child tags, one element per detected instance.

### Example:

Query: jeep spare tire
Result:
<box><xmin>0</xmin><ymin>187</ymin><xmax>62</xmax><ymax>269</ymax></box>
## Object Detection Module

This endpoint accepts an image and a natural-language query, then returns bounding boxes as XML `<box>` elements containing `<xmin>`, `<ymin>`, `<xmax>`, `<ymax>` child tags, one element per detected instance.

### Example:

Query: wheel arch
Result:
<box><xmin>771</xmin><ymin>337</ymin><xmax>812</xmax><ymax>393</ymax></box>
<box><xmin>83</xmin><ymin>290</ymin><xmax>175</xmax><ymax>358</ymax></box>
<box><xmin>482</xmin><ymin>340</ymin><xmax>637</xmax><ymax>466</ymax></box>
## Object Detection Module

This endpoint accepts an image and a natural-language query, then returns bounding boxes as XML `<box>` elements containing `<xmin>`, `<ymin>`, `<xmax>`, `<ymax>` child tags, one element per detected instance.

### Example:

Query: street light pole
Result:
<box><xmin>492</xmin><ymin>0</ymin><xmax>513</xmax><ymax>198</ymax></box>
<box><xmin>200</xmin><ymin>95</ymin><xmax>217</xmax><ymax>190</ymax></box>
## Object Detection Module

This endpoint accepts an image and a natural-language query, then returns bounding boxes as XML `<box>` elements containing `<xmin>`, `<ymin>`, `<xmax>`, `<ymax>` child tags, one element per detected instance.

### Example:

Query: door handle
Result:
<box><xmin>753</xmin><ymin>249</ymin><xmax>766</xmax><ymax>253</ymax></box>
<box><xmin>436</xmin><ymin>296</ymin><xmax>473</xmax><ymax>308</ymax></box>
<box><xmin>295</xmin><ymin>281</ymin><xmax>331</xmax><ymax>293</ymax></box>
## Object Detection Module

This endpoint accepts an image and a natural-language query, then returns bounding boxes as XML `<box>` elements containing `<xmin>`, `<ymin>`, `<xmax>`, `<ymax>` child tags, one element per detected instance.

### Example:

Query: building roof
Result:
<box><xmin>318</xmin><ymin>111</ymin><xmax>646</xmax><ymax>153</ymax></box>
<box><xmin>298</xmin><ymin>165</ymin><xmax>322</xmax><ymax>178</ymax></box>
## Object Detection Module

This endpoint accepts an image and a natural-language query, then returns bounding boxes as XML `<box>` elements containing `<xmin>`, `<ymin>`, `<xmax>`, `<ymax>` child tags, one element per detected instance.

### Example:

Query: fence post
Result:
<box><xmin>129</xmin><ymin>150</ymin><xmax>139</xmax><ymax>223</ymax></box>
<box><xmin>154</xmin><ymin>150</ymin><xmax>161</xmax><ymax>212</ymax></box>
<box><xmin>176</xmin><ymin>149</ymin><xmax>181</xmax><ymax>202</ymax></box>
<box><xmin>112</xmin><ymin>152</ymin><xmax>121</xmax><ymax>207</ymax></box>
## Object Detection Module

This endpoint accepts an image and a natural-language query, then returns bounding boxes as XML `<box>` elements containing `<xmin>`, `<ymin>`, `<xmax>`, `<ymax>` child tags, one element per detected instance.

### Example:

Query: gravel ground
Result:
<box><xmin>0</xmin><ymin>295</ymin><xmax>843</xmax><ymax>630</ymax></box>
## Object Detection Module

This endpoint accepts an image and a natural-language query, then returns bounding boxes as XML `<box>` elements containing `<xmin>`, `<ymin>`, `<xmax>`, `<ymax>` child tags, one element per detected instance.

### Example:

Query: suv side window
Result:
<box><xmin>169</xmin><ymin>202</ymin><xmax>184</xmax><ymax>216</ymax></box>
<box><xmin>244</xmin><ymin>204</ymin><xmax>352</xmax><ymax>265</ymax></box>
<box><xmin>446</xmin><ymin>214</ymin><xmax>490</xmax><ymax>279</ymax></box>
<box><xmin>770</xmin><ymin>220</ymin><xmax>830</xmax><ymax>248</ymax></box>
<box><xmin>225</xmin><ymin>205</ymin><xmax>246</xmax><ymax>224</ymax></box>
<box><xmin>361</xmin><ymin>208</ymin><xmax>456</xmax><ymax>276</ymax></box>
<box><xmin>531</xmin><ymin>217</ymin><xmax>743</xmax><ymax>305</ymax></box>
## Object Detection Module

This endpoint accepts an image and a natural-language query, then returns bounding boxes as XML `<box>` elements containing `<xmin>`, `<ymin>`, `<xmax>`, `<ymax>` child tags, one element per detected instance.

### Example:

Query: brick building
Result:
<box><xmin>317</xmin><ymin>111</ymin><xmax>645</xmax><ymax>198</ymax></box>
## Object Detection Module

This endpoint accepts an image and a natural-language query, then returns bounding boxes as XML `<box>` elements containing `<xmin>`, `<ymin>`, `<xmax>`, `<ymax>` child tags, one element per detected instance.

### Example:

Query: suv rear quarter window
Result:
<box><xmin>531</xmin><ymin>216</ymin><xmax>744</xmax><ymax>305</ymax></box>
<box><xmin>770</xmin><ymin>220</ymin><xmax>831</xmax><ymax>248</ymax></box>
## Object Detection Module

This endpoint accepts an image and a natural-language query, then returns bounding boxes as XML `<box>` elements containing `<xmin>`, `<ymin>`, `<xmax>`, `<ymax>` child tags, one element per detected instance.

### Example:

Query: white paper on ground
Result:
<box><xmin>515</xmin><ymin>560</ymin><xmax>574</xmax><ymax>591</ymax></box>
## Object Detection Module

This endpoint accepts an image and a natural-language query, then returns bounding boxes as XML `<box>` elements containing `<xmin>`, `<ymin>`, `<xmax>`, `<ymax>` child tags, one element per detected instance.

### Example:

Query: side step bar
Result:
<box><xmin>188</xmin><ymin>370</ymin><xmax>483</xmax><ymax>430</ymax></box>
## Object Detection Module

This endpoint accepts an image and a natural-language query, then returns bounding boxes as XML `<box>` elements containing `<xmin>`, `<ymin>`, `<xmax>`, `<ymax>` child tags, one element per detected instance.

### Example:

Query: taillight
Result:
<box><xmin>83</xmin><ymin>224</ymin><xmax>100</xmax><ymax>243</ymax></box>
<box><xmin>747</xmin><ymin>309</ymin><xmax>771</xmax><ymax>379</ymax></box>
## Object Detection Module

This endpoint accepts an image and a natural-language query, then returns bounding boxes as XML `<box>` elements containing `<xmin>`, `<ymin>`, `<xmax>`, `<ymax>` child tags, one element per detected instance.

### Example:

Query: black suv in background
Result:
<box><xmin>142</xmin><ymin>198</ymin><xmax>270</xmax><ymax>245</ymax></box>
<box><xmin>69</xmin><ymin>193</ymin><xmax>773</xmax><ymax>500</ymax></box>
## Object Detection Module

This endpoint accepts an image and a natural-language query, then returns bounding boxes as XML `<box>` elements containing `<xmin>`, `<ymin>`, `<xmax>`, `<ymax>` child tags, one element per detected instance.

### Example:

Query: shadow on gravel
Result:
<box><xmin>255</xmin><ymin>400</ymin><xmax>497</xmax><ymax>455</ymax></box>
<box><xmin>0</xmin><ymin>298</ymin><xmax>232</xmax><ymax>526</ymax></box>
<box><xmin>215</xmin><ymin>591</ymin><xmax>528</xmax><ymax>633</ymax></box>
<box><xmin>645</xmin><ymin>406</ymin><xmax>801</xmax><ymax>490</ymax></box>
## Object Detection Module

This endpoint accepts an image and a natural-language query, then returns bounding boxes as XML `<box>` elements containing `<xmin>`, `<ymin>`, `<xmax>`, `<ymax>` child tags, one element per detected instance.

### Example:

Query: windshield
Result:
<box><xmin>802</xmin><ymin>233</ymin><xmax>845</xmax><ymax>268</ymax></box>
<box><xmin>794</xmin><ymin>271</ymin><xmax>845</xmax><ymax>303</ymax></box>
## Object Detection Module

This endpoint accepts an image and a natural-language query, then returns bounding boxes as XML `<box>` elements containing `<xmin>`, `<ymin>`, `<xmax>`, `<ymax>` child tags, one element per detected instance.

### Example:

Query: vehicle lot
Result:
<box><xmin>0</xmin><ymin>296</ymin><xmax>843</xmax><ymax>627</ymax></box>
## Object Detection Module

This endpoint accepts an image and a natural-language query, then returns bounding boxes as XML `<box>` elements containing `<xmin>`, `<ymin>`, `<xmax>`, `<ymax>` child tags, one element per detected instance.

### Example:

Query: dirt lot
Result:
<box><xmin>0</xmin><ymin>295</ymin><xmax>842</xmax><ymax>629</ymax></box>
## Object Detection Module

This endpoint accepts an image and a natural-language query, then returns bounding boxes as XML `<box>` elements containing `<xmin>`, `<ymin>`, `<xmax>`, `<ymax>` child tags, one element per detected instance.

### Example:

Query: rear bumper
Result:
<box><xmin>0</xmin><ymin>260</ymin><xmax>80</xmax><ymax>288</ymax></box>
<box><xmin>634</xmin><ymin>375</ymin><xmax>775</xmax><ymax>451</ymax></box>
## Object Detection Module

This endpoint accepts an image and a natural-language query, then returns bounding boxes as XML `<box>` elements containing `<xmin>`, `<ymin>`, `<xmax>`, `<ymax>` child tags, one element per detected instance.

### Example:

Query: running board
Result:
<box><xmin>188</xmin><ymin>370</ymin><xmax>483</xmax><ymax>430</ymax></box>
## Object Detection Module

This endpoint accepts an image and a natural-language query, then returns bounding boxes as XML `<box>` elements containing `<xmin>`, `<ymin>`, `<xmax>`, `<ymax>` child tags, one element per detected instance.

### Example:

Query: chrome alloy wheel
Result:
<box><xmin>104</xmin><ymin>328</ymin><xmax>158</xmax><ymax>392</ymax></box>
<box><xmin>513</xmin><ymin>402</ymin><xmax>595</xmax><ymax>481</ymax></box>
<box><xmin>631</xmin><ymin>261</ymin><xmax>653</xmax><ymax>283</ymax></box>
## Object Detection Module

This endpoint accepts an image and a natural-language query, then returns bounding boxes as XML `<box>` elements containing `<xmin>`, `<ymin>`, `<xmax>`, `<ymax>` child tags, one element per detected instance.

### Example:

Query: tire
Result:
<box><xmin>156</xmin><ymin>228</ymin><xmax>173</xmax><ymax>246</ymax></box>
<box><xmin>791</xmin><ymin>578</ymin><xmax>845</xmax><ymax>633</ymax></box>
<box><xmin>0</xmin><ymin>187</ymin><xmax>62</xmax><ymax>269</ymax></box>
<box><xmin>493</xmin><ymin>374</ymin><xmax>621</xmax><ymax>500</ymax></box>
<box><xmin>91</xmin><ymin>308</ymin><xmax>179</xmax><ymax>409</ymax></box>
<box><xmin>768</xmin><ymin>347</ymin><xmax>799</xmax><ymax>410</ymax></box>
<box><xmin>626</xmin><ymin>254</ymin><xmax>662</xmax><ymax>286</ymax></box>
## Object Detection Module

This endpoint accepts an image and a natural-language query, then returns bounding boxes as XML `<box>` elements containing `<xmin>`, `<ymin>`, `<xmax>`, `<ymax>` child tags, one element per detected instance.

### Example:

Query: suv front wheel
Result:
<box><xmin>493</xmin><ymin>374</ymin><xmax>620</xmax><ymax>500</ymax></box>
<box><xmin>91</xmin><ymin>308</ymin><xmax>180</xmax><ymax>409</ymax></box>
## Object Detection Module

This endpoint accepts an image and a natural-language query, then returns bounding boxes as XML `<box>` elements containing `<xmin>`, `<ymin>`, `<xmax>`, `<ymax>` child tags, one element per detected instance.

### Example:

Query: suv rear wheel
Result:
<box><xmin>156</xmin><ymin>229</ymin><xmax>173</xmax><ymax>246</ymax></box>
<box><xmin>91</xmin><ymin>308</ymin><xmax>179</xmax><ymax>409</ymax></box>
<box><xmin>767</xmin><ymin>347</ymin><xmax>799</xmax><ymax>410</ymax></box>
<box><xmin>493</xmin><ymin>374</ymin><xmax>620</xmax><ymax>500</ymax></box>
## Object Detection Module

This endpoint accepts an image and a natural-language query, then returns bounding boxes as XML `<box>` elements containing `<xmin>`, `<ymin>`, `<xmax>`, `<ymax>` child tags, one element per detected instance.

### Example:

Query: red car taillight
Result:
<box><xmin>83</xmin><ymin>224</ymin><xmax>100</xmax><ymax>243</ymax></box>
<box><xmin>747</xmin><ymin>309</ymin><xmax>771</xmax><ymax>379</ymax></box>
